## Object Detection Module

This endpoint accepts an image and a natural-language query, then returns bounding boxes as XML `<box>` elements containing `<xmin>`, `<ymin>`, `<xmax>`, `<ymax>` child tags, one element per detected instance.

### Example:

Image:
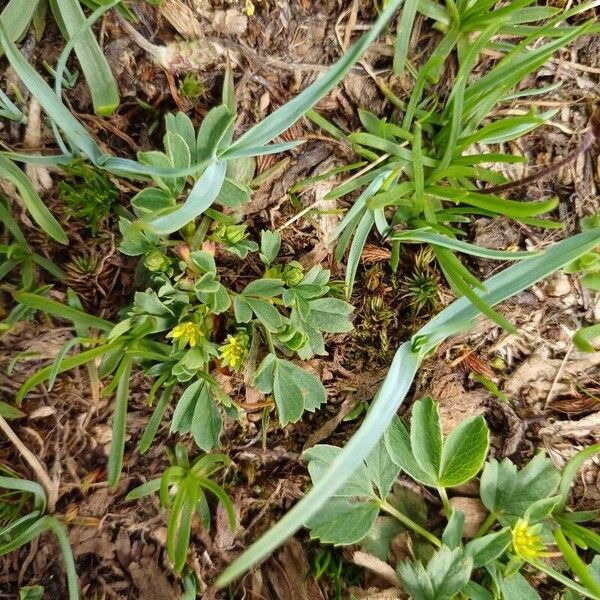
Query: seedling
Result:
<box><xmin>127</xmin><ymin>444</ymin><xmax>234</xmax><ymax>573</ymax></box>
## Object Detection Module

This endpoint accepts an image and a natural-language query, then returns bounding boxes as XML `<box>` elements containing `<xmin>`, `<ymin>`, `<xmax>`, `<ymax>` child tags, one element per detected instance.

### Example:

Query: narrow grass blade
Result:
<box><xmin>226</xmin><ymin>0</ymin><xmax>405</xmax><ymax>153</ymax></box>
<box><xmin>0</xmin><ymin>0</ymin><xmax>39</xmax><ymax>44</ymax></box>
<box><xmin>392</xmin><ymin>229</ymin><xmax>540</xmax><ymax>260</ymax></box>
<box><xmin>0</xmin><ymin>157</ymin><xmax>68</xmax><ymax>244</ymax></box>
<box><xmin>107</xmin><ymin>357</ymin><xmax>133</xmax><ymax>488</ymax></box>
<box><xmin>14</xmin><ymin>292</ymin><xmax>114</xmax><ymax>331</ymax></box>
<box><xmin>556</xmin><ymin>444</ymin><xmax>600</xmax><ymax>512</ymax></box>
<box><xmin>345</xmin><ymin>210</ymin><xmax>374</xmax><ymax>298</ymax></box>
<box><xmin>47</xmin><ymin>517</ymin><xmax>80</xmax><ymax>600</ymax></box>
<box><xmin>49</xmin><ymin>0</ymin><xmax>119</xmax><ymax>115</ymax></box>
<box><xmin>393</xmin><ymin>0</ymin><xmax>417</xmax><ymax>74</ymax></box>
<box><xmin>16</xmin><ymin>344</ymin><xmax>114</xmax><ymax>405</ymax></box>
<box><xmin>0</xmin><ymin>22</ymin><xmax>104</xmax><ymax>162</ymax></box>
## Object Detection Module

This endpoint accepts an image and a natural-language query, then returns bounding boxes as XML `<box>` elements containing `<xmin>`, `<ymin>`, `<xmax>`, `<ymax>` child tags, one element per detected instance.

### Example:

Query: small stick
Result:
<box><xmin>483</xmin><ymin>111</ymin><xmax>600</xmax><ymax>195</ymax></box>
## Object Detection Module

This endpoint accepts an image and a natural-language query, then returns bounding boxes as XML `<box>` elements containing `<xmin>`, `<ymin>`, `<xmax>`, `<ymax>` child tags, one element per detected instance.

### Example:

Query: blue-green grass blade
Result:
<box><xmin>227</xmin><ymin>0</ymin><xmax>405</xmax><ymax>153</ymax></box>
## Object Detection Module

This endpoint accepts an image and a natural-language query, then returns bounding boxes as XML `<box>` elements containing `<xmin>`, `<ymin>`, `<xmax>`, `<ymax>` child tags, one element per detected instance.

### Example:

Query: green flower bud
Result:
<box><xmin>213</xmin><ymin>223</ymin><xmax>247</xmax><ymax>245</ymax></box>
<box><xmin>144</xmin><ymin>249</ymin><xmax>171</xmax><ymax>272</ymax></box>
<box><xmin>282</xmin><ymin>261</ymin><xmax>305</xmax><ymax>287</ymax></box>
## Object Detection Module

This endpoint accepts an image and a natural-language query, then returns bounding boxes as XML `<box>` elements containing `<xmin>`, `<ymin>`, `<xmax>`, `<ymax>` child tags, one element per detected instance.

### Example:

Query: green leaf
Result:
<box><xmin>196</xmin><ymin>105</ymin><xmax>234</xmax><ymax>162</ymax></box>
<box><xmin>397</xmin><ymin>546</ymin><xmax>473</xmax><ymax>600</ymax></box>
<box><xmin>246</xmin><ymin>298</ymin><xmax>283</xmax><ymax>332</ymax></box>
<box><xmin>306</xmin><ymin>498</ymin><xmax>380</xmax><ymax>545</ymax></box>
<box><xmin>556</xmin><ymin>444</ymin><xmax>600</xmax><ymax>512</ymax></box>
<box><xmin>360</xmin><ymin>516</ymin><xmax>404</xmax><ymax>561</ymax></box>
<box><xmin>524</xmin><ymin>496</ymin><xmax>561</xmax><ymax>522</ymax></box>
<box><xmin>14</xmin><ymin>292</ymin><xmax>113</xmax><ymax>331</ymax></box>
<box><xmin>439</xmin><ymin>415</ymin><xmax>489</xmax><ymax>487</ymax></box>
<box><xmin>480</xmin><ymin>453</ymin><xmax>560</xmax><ymax>518</ymax></box>
<box><xmin>305</xmin><ymin>445</ymin><xmax>374</xmax><ymax>498</ymax></box>
<box><xmin>464</xmin><ymin>528</ymin><xmax>511</xmax><ymax>568</ymax></box>
<box><xmin>191</xmin><ymin>384</ymin><xmax>222</xmax><ymax>452</ymax></box>
<box><xmin>306</xmin><ymin>298</ymin><xmax>354</xmax><ymax>333</ymax></box>
<box><xmin>171</xmin><ymin>380</ymin><xmax>202</xmax><ymax>434</ymax></box>
<box><xmin>19</xmin><ymin>585</ymin><xmax>45</xmax><ymax>600</ymax></box>
<box><xmin>365</xmin><ymin>436</ymin><xmax>401</xmax><ymax>499</ymax></box>
<box><xmin>0</xmin><ymin>157</ymin><xmax>67</xmax><ymax>244</ymax></box>
<box><xmin>273</xmin><ymin>360</ymin><xmax>326</xmax><ymax>425</ymax></box>
<box><xmin>107</xmin><ymin>357</ymin><xmax>133</xmax><ymax>488</ymax></box>
<box><xmin>393</xmin><ymin>0</ymin><xmax>418</xmax><ymax>74</ymax></box>
<box><xmin>49</xmin><ymin>0</ymin><xmax>119</xmax><ymax>115</ymax></box>
<box><xmin>242</xmin><ymin>278</ymin><xmax>285</xmax><ymax>297</ymax></box>
<box><xmin>442</xmin><ymin>509</ymin><xmax>465</xmax><ymax>549</ymax></box>
<box><xmin>144</xmin><ymin>161</ymin><xmax>227</xmax><ymax>234</ymax></box>
<box><xmin>0</xmin><ymin>0</ymin><xmax>39</xmax><ymax>44</ymax></box>
<box><xmin>259</xmin><ymin>230</ymin><xmax>281</xmax><ymax>266</ymax></box>
<box><xmin>410</xmin><ymin>396</ymin><xmax>443</xmax><ymax>479</ymax></box>
<box><xmin>0</xmin><ymin>400</ymin><xmax>25</xmax><ymax>420</ymax></box>
<box><xmin>385</xmin><ymin>416</ymin><xmax>438</xmax><ymax>487</ymax></box>
<box><xmin>345</xmin><ymin>210</ymin><xmax>374</xmax><ymax>298</ymax></box>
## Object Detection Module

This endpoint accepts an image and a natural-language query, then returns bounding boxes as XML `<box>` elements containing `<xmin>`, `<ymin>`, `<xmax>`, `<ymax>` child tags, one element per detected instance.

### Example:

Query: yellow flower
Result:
<box><xmin>219</xmin><ymin>332</ymin><xmax>249</xmax><ymax>370</ymax></box>
<box><xmin>245</xmin><ymin>0</ymin><xmax>255</xmax><ymax>16</ymax></box>
<box><xmin>511</xmin><ymin>519</ymin><xmax>551</xmax><ymax>559</ymax></box>
<box><xmin>167</xmin><ymin>321</ymin><xmax>204</xmax><ymax>348</ymax></box>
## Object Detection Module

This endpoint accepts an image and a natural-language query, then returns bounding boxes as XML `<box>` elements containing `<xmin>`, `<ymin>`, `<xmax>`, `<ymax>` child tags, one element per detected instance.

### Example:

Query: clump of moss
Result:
<box><xmin>58</xmin><ymin>160</ymin><xmax>119</xmax><ymax>234</ymax></box>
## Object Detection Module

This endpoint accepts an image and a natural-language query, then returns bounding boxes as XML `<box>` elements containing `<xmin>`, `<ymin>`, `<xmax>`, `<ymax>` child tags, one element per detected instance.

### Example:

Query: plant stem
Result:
<box><xmin>437</xmin><ymin>486</ymin><xmax>452</xmax><ymax>516</ymax></box>
<box><xmin>263</xmin><ymin>327</ymin><xmax>276</xmax><ymax>354</ymax></box>
<box><xmin>189</xmin><ymin>215</ymin><xmax>211</xmax><ymax>250</ymax></box>
<box><xmin>475</xmin><ymin>511</ymin><xmax>497</xmax><ymax>538</ymax></box>
<box><xmin>380</xmin><ymin>499</ymin><xmax>442</xmax><ymax>547</ymax></box>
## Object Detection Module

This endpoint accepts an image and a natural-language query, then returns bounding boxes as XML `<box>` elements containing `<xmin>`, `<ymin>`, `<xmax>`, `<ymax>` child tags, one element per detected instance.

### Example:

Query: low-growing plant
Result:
<box><xmin>215</xmin><ymin>226</ymin><xmax>600</xmax><ymax>586</ymax></box>
<box><xmin>14</xmin><ymin>228</ymin><xmax>353</xmax><ymax>483</ymax></box>
<box><xmin>300</xmin><ymin>0</ymin><xmax>596</xmax><ymax>331</ymax></box>
<box><xmin>58</xmin><ymin>159</ymin><xmax>119</xmax><ymax>233</ymax></box>
<box><xmin>127</xmin><ymin>443</ymin><xmax>234</xmax><ymax>573</ymax></box>
<box><xmin>304</xmin><ymin>397</ymin><xmax>600</xmax><ymax>599</ymax></box>
<box><xmin>0</xmin><ymin>475</ymin><xmax>78</xmax><ymax>600</ymax></box>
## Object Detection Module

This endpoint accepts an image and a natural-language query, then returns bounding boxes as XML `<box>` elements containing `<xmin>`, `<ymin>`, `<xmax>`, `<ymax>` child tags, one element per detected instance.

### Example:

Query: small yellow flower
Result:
<box><xmin>219</xmin><ymin>332</ymin><xmax>249</xmax><ymax>370</ymax></box>
<box><xmin>511</xmin><ymin>519</ymin><xmax>551</xmax><ymax>559</ymax></box>
<box><xmin>167</xmin><ymin>321</ymin><xmax>204</xmax><ymax>348</ymax></box>
<box><xmin>245</xmin><ymin>0</ymin><xmax>255</xmax><ymax>16</ymax></box>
